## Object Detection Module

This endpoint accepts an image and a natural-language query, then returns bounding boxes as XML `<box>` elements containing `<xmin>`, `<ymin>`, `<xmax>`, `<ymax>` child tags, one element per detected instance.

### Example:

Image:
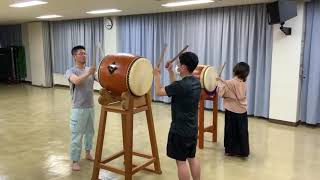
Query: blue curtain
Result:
<box><xmin>42</xmin><ymin>22</ymin><xmax>53</xmax><ymax>87</ymax></box>
<box><xmin>0</xmin><ymin>25</ymin><xmax>22</xmax><ymax>48</ymax></box>
<box><xmin>118</xmin><ymin>4</ymin><xmax>272</xmax><ymax>118</ymax></box>
<box><xmin>50</xmin><ymin>18</ymin><xmax>104</xmax><ymax>74</ymax></box>
<box><xmin>299</xmin><ymin>1</ymin><xmax>320</xmax><ymax>125</ymax></box>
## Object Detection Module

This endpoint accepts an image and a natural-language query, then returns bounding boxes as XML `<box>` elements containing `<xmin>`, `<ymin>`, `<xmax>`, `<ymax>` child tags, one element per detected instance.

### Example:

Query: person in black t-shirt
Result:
<box><xmin>154</xmin><ymin>52</ymin><xmax>201</xmax><ymax>180</ymax></box>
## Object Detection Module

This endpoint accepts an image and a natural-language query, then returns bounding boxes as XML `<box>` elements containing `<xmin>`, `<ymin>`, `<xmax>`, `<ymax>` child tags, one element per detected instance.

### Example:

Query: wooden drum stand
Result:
<box><xmin>91</xmin><ymin>89</ymin><xmax>162</xmax><ymax>180</ymax></box>
<box><xmin>198</xmin><ymin>89</ymin><xmax>218</xmax><ymax>149</ymax></box>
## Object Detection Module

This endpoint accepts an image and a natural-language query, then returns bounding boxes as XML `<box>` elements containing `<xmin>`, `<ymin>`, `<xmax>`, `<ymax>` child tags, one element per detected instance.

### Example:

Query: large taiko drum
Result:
<box><xmin>192</xmin><ymin>65</ymin><xmax>218</xmax><ymax>92</ymax></box>
<box><xmin>98</xmin><ymin>54</ymin><xmax>153</xmax><ymax>96</ymax></box>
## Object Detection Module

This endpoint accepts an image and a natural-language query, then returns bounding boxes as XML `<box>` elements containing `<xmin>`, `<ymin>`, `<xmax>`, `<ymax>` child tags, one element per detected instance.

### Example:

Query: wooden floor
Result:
<box><xmin>0</xmin><ymin>84</ymin><xmax>319</xmax><ymax>180</ymax></box>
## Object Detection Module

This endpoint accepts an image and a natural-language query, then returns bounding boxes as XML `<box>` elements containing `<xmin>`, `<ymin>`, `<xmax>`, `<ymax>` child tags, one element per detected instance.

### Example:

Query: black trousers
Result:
<box><xmin>224</xmin><ymin>109</ymin><xmax>250</xmax><ymax>157</ymax></box>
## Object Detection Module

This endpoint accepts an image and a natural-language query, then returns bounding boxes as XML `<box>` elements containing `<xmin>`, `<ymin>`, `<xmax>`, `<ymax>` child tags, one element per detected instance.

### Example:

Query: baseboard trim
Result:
<box><xmin>54</xmin><ymin>84</ymin><xmax>69</xmax><ymax>88</ymax></box>
<box><xmin>30</xmin><ymin>84</ymin><xmax>52</xmax><ymax>88</ymax></box>
<box><xmin>268</xmin><ymin>118</ymin><xmax>301</xmax><ymax>127</ymax></box>
<box><xmin>21</xmin><ymin>80</ymin><xmax>31</xmax><ymax>84</ymax></box>
<box><xmin>0</xmin><ymin>80</ymin><xmax>31</xmax><ymax>85</ymax></box>
<box><xmin>299</xmin><ymin>121</ymin><xmax>320</xmax><ymax>128</ymax></box>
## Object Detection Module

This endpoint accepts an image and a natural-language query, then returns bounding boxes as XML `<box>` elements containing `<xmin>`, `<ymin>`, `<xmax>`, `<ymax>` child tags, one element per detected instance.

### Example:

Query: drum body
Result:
<box><xmin>98</xmin><ymin>54</ymin><xmax>153</xmax><ymax>96</ymax></box>
<box><xmin>192</xmin><ymin>65</ymin><xmax>218</xmax><ymax>92</ymax></box>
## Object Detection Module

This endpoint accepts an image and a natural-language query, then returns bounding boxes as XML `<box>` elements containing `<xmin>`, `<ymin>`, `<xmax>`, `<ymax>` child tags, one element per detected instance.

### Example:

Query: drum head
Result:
<box><xmin>127</xmin><ymin>57</ymin><xmax>153</xmax><ymax>96</ymax></box>
<box><xmin>203</xmin><ymin>66</ymin><xmax>218</xmax><ymax>92</ymax></box>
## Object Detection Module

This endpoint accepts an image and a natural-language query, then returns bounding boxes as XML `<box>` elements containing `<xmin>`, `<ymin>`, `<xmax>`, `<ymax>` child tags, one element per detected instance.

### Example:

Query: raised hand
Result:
<box><xmin>165</xmin><ymin>61</ymin><xmax>174</xmax><ymax>72</ymax></box>
<box><xmin>153</xmin><ymin>67</ymin><xmax>161</xmax><ymax>77</ymax></box>
<box><xmin>88</xmin><ymin>65</ymin><xmax>96</xmax><ymax>75</ymax></box>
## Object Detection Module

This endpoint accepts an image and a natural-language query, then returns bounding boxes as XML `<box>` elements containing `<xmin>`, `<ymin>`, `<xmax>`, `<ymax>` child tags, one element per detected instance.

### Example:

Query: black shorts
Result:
<box><xmin>167</xmin><ymin>132</ymin><xmax>197</xmax><ymax>161</ymax></box>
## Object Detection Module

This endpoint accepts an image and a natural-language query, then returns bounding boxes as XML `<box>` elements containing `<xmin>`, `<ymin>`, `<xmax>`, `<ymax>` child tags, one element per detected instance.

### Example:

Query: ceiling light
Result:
<box><xmin>9</xmin><ymin>0</ymin><xmax>48</xmax><ymax>8</ymax></box>
<box><xmin>36</xmin><ymin>15</ymin><xmax>62</xmax><ymax>19</ymax></box>
<box><xmin>86</xmin><ymin>9</ymin><xmax>122</xmax><ymax>14</ymax></box>
<box><xmin>162</xmin><ymin>0</ymin><xmax>214</xmax><ymax>7</ymax></box>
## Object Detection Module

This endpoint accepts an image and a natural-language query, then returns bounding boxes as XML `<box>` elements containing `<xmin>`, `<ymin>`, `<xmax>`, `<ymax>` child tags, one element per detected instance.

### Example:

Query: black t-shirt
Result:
<box><xmin>165</xmin><ymin>76</ymin><xmax>201</xmax><ymax>137</ymax></box>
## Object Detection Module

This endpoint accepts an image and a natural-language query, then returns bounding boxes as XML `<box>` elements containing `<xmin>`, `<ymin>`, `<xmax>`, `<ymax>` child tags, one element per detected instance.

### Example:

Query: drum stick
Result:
<box><xmin>169</xmin><ymin>45</ymin><xmax>189</xmax><ymax>63</ymax></box>
<box><xmin>165</xmin><ymin>45</ymin><xmax>189</xmax><ymax>68</ymax></box>
<box><xmin>92</xmin><ymin>45</ymin><xmax>96</xmax><ymax>67</ymax></box>
<box><xmin>156</xmin><ymin>44</ymin><xmax>168</xmax><ymax>68</ymax></box>
<box><xmin>97</xmin><ymin>42</ymin><xmax>105</xmax><ymax>60</ymax></box>
<box><xmin>218</xmin><ymin>62</ymin><xmax>226</xmax><ymax>77</ymax></box>
<box><xmin>93</xmin><ymin>42</ymin><xmax>104</xmax><ymax>68</ymax></box>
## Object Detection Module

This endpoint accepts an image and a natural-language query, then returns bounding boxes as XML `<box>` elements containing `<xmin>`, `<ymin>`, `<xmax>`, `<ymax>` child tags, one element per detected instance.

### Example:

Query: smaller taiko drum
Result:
<box><xmin>192</xmin><ymin>65</ymin><xmax>218</xmax><ymax>92</ymax></box>
<box><xmin>98</xmin><ymin>53</ymin><xmax>153</xmax><ymax>96</ymax></box>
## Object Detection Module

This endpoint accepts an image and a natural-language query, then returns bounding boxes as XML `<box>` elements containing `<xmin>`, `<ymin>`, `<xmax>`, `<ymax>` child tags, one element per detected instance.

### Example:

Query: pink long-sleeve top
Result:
<box><xmin>217</xmin><ymin>77</ymin><xmax>247</xmax><ymax>113</ymax></box>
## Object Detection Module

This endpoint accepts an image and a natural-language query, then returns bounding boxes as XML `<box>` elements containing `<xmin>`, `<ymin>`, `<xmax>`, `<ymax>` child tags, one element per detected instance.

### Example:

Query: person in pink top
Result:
<box><xmin>217</xmin><ymin>62</ymin><xmax>250</xmax><ymax>157</ymax></box>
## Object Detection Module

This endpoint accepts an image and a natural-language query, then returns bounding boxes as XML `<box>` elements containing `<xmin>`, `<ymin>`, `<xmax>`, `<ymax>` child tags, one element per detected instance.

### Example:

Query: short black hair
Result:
<box><xmin>71</xmin><ymin>45</ymin><xmax>85</xmax><ymax>55</ymax></box>
<box><xmin>179</xmin><ymin>52</ymin><xmax>199</xmax><ymax>73</ymax></box>
<box><xmin>233</xmin><ymin>62</ymin><xmax>250</xmax><ymax>82</ymax></box>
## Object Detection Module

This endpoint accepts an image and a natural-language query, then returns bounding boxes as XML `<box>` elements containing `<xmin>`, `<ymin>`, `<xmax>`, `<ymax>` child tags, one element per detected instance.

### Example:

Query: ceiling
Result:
<box><xmin>0</xmin><ymin>0</ymin><xmax>274</xmax><ymax>25</ymax></box>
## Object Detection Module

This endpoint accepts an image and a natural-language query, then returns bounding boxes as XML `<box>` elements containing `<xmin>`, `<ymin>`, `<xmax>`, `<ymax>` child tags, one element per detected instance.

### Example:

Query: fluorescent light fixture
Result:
<box><xmin>36</xmin><ymin>15</ymin><xmax>62</xmax><ymax>19</ymax></box>
<box><xmin>162</xmin><ymin>0</ymin><xmax>214</xmax><ymax>7</ymax></box>
<box><xmin>9</xmin><ymin>0</ymin><xmax>48</xmax><ymax>8</ymax></box>
<box><xmin>86</xmin><ymin>9</ymin><xmax>122</xmax><ymax>14</ymax></box>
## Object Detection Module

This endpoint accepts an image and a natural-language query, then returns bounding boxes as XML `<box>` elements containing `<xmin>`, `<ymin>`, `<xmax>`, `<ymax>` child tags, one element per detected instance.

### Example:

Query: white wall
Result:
<box><xmin>269</xmin><ymin>2</ymin><xmax>305</xmax><ymax>123</ymax></box>
<box><xmin>27</xmin><ymin>22</ymin><xmax>48</xmax><ymax>86</ymax></box>
<box><xmin>104</xmin><ymin>17</ymin><xmax>118</xmax><ymax>54</ymax></box>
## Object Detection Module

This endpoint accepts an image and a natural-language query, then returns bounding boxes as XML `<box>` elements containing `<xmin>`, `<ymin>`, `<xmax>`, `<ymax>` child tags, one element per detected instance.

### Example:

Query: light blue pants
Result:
<box><xmin>70</xmin><ymin>108</ymin><xmax>95</xmax><ymax>161</ymax></box>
